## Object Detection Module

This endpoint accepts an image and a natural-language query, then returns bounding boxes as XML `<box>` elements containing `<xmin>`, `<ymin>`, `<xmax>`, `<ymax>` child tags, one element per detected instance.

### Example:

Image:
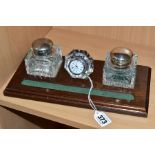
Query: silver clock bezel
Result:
<box><xmin>64</xmin><ymin>49</ymin><xmax>94</xmax><ymax>79</ymax></box>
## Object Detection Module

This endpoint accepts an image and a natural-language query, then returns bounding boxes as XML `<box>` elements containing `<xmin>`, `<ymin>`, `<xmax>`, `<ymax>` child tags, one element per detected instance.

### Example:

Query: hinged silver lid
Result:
<box><xmin>110</xmin><ymin>47</ymin><xmax>133</xmax><ymax>69</ymax></box>
<box><xmin>32</xmin><ymin>38</ymin><xmax>53</xmax><ymax>56</ymax></box>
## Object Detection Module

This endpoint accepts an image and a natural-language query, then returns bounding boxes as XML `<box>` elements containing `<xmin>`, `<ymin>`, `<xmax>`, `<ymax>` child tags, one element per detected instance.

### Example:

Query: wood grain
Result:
<box><xmin>0</xmin><ymin>26</ymin><xmax>51</xmax><ymax>128</ymax></box>
<box><xmin>55</xmin><ymin>26</ymin><xmax>155</xmax><ymax>48</ymax></box>
<box><xmin>0</xmin><ymin>28</ymin><xmax>155</xmax><ymax>128</ymax></box>
<box><xmin>0</xmin><ymin>26</ymin><xmax>51</xmax><ymax>87</ymax></box>
<box><xmin>0</xmin><ymin>105</ymin><xmax>40</xmax><ymax>128</ymax></box>
<box><xmin>3</xmin><ymin>58</ymin><xmax>151</xmax><ymax>117</ymax></box>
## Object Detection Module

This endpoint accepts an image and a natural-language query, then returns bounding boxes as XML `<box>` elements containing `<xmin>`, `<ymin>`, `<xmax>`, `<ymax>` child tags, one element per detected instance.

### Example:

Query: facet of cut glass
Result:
<box><xmin>64</xmin><ymin>49</ymin><xmax>94</xmax><ymax>79</ymax></box>
<box><xmin>25</xmin><ymin>45</ymin><xmax>62</xmax><ymax>78</ymax></box>
<box><xmin>103</xmin><ymin>52</ymin><xmax>138</xmax><ymax>89</ymax></box>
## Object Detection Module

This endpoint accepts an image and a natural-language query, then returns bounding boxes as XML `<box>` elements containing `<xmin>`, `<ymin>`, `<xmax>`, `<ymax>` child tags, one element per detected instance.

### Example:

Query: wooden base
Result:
<box><xmin>3</xmin><ymin>57</ymin><xmax>151</xmax><ymax>117</ymax></box>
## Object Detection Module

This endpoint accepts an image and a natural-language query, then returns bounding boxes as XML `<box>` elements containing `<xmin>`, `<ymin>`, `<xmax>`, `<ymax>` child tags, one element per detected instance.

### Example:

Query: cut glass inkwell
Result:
<box><xmin>25</xmin><ymin>38</ymin><xmax>62</xmax><ymax>78</ymax></box>
<box><xmin>103</xmin><ymin>47</ymin><xmax>138</xmax><ymax>88</ymax></box>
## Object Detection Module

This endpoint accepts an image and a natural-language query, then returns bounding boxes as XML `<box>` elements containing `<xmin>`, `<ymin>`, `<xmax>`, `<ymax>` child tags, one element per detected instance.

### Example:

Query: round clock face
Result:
<box><xmin>64</xmin><ymin>49</ymin><xmax>94</xmax><ymax>79</ymax></box>
<box><xmin>69</xmin><ymin>59</ymin><xmax>84</xmax><ymax>75</ymax></box>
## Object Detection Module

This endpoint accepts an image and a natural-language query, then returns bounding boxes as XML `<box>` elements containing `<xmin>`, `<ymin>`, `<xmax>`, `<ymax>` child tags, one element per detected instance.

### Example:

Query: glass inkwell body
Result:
<box><xmin>103</xmin><ymin>47</ymin><xmax>138</xmax><ymax>89</ymax></box>
<box><xmin>25</xmin><ymin>38</ymin><xmax>62</xmax><ymax>78</ymax></box>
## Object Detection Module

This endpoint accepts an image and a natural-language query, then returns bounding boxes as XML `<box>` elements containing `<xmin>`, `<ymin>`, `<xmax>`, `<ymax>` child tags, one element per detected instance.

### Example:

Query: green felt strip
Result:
<box><xmin>21</xmin><ymin>79</ymin><xmax>134</xmax><ymax>101</ymax></box>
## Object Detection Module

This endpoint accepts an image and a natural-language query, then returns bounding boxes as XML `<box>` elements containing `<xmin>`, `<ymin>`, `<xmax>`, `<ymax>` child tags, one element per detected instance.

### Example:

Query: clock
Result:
<box><xmin>64</xmin><ymin>49</ymin><xmax>94</xmax><ymax>79</ymax></box>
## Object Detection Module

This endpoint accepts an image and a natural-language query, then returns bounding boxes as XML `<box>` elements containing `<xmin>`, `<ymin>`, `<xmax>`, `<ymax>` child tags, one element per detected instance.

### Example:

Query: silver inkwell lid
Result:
<box><xmin>110</xmin><ymin>47</ymin><xmax>133</xmax><ymax>69</ymax></box>
<box><xmin>32</xmin><ymin>38</ymin><xmax>54</xmax><ymax>57</ymax></box>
